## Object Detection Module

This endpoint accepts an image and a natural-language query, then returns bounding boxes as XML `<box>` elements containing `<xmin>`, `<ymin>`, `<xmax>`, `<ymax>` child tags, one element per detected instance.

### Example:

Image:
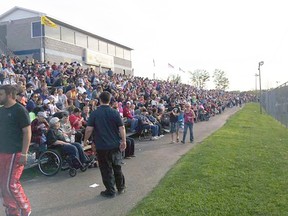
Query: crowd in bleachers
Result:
<box><xmin>0</xmin><ymin>53</ymin><xmax>254</xmax><ymax>154</ymax></box>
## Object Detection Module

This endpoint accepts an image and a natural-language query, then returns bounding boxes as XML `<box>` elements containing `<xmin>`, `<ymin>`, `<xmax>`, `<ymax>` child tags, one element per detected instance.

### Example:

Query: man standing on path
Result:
<box><xmin>0</xmin><ymin>85</ymin><xmax>32</xmax><ymax>216</ymax></box>
<box><xmin>84</xmin><ymin>91</ymin><xmax>126</xmax><ymax>198</ymax></box>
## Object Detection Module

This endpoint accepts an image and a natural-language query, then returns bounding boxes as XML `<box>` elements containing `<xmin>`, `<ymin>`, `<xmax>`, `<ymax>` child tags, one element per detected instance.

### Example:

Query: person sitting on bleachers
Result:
<box><xmin>26</xmin><ymin>93</ymin><xmax>39</xmax><ymax>112</ymax></box>
<box><xmin>136</xmin><ymin>107</ymin><xmax>160</xmax><ymax>140</ymax></box>
<box><xmin>31</xmin><ymin>111</ymin><xmax>49</xmax><ymax>151</ymax></box>
<box><xmin>123</xmin><ymin>101</ymin><xmax>138</xmax><ymax>133</ymax></box>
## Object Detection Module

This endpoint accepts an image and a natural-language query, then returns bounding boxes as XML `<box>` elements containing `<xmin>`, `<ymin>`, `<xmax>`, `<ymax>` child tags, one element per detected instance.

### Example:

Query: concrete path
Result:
<box><xmin>0</xmin><ymin>106</ymin><xmax>240</xmax><ymax>216</ymax></box>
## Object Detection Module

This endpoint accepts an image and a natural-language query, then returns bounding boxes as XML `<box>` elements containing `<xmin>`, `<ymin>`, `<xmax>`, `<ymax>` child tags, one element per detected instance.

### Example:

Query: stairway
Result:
<box><xmin>0</xmin><ymin>38</ymin><xmax>14</xmax><ymax>56</ymax></box>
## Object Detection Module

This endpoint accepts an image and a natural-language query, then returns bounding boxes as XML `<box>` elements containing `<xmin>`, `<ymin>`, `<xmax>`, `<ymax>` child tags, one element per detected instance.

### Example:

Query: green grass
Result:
<box><xmin>128</xmin><ymin>103</ymin><xmax>288</xmax><ymax>216</ymax></box>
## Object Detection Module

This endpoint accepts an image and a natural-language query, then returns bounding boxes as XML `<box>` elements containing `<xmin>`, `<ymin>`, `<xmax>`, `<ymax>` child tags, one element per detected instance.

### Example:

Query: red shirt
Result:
<box><xmin>69</xmin><ymin>114</ymin><xmax>83</xmax><ymax>130</ymax></box>
<box><xmin>184</xmin><ymin>110</ymin><xmax>195</xmax><ymax>123</ymax></box>
<box><xmin>123</xmin><ymin>106</ymin><xmax>133</xmax><ymax>119</ymax></box>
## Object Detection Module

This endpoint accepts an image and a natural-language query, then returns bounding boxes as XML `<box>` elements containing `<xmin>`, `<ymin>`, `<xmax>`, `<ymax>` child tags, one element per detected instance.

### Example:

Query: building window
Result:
<box><xmin>45</xmin><ymin>25</ymin><xmax>60</xmax><ymax>40</ymax></box>
<box><xmin>75</xmin><ymin>32</ymin><xmax>87</xmax><ymax>48</ymax></box>
<box><xmin>108</xmin><ymin>44</ymin><xmax>115</xmax><ymax>56</ymax></box>
<box><xmin>99</xmin><ymin>40</ymin><xmax>108</xmax><ymax>54</ymax></box>
<box><xmin>116</xmin><ymin>46</ymin><xmax>123</xmax><ymax>58</ymax></box>
<box><xmin>32</xmin><ymin>21</ymin><xmax>44</xmax><ymax>38</ymax></box>
<box><xmin>124</xmin><ymin>49</ymin><xmax>131</xmax><ymax>60</ymax></box>
<box><xmin>61</xmin><ymin>27</ymin><xmax>75</xmax><ymax>44</ymax></box>
<box><xmin>88</xmin><ymin>37</ymin><xmax>99</xmax><ymax>51</ymax></box>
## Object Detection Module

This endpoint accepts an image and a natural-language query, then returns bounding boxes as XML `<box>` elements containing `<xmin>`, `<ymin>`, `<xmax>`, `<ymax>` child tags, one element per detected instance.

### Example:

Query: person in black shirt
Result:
<box><xmin>0</xmin><ymin>85</ymin><xmax>31</xmax><ymax>216</ymax></box>
<box><xmin>167</xmin><ymin>101</ymin><xmax>181</xmax><ymax>143</ymax></box>
<box><xmin>84</xmin><ymin>91</ymin><xmax>126</xmax><ymax>198</ymax></box>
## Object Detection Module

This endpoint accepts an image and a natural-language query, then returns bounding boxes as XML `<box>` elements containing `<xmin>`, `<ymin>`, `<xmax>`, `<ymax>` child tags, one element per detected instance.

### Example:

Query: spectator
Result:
<box><xmin>56</xmin><ymin>88</ymin><xmax>68</xmax><ymax>110</ymax></box>
<box><xmin>31</xmin><ymin>111</ymin><xmax>49</xmax><ymax>146</ymax></box>
<box><xmin>66</xmin><ymin>84</ymin><xmax>77</xmax><ymax>105</ymax></box>
<box><xmin>46</xmin><ymin>117</ymin><xmax>92</xmax><ymax>166</ymax></box>
<box><xmin>26</xmin><ymin>93</ymin><xmax>39</xmax><ymax>113</ymax></box>
<box><xmin>25</xmin><ymin>83</ymin><xmax>34</xmax><ymax>100</ymax></box>
<box><xmin>167</xmin><ymin>101</ymin><xmax>181</xmax><ymax>143</ymax></box>
<box><xmin>16</xmin><ymin>91</ymin><xmax>27</xmax><ymax>107</ymax></box>
<box><xmin>69</xmin><ymin>107</ymin><xmax>85</xmax><ymax>131</ymax></box>
<box><xmin>123</xmin><ymin>101</ymin><xmax>138</xmax><ymax>133</ymax></box>
<box><xmin>77</xmin><ymin>82</ymin><xmax>86</xmax><ymax>94</ymax></box>
<box><xmin>136</xmin><ymin>107</ymin><xmax>160</xmax><ymax>140</ymax></box>
<box><xmin>181</xmin><ymin>103</ymin><xmax>195</xmax><ymax>144</ymax></box>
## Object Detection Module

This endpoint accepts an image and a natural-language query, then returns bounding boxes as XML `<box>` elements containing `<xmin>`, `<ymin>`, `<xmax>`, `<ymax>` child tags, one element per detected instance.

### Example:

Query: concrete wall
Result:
<box><xmin>45</xmin><ymin>37</ymin><xmax>83</xmax><ymax>64</ymax></box>
<box><xmin>6</xmin><ymin>17</ymin><xmax>40</xmax><ymax>51</ymax></box>
<box><xmin>114</xmin><ymin>56</ymin><xmax>132</xmax><ymax>75</ymax></box>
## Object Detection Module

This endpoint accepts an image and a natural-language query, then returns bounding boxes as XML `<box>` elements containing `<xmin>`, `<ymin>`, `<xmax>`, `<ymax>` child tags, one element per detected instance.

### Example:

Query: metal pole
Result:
<box><xmin>258</xmin><ymin>62</ymin><xmax>263</xmax><ymax>114</ymax></box>
<box><xmin>40</xmin><ymin>22</ymin><xmax>43</xmax><ymax>63</ymax></box>
<box><xmin>255</xmin><ymin>73</ymin><xmax>258</xmax><ymax>91</ymax></box>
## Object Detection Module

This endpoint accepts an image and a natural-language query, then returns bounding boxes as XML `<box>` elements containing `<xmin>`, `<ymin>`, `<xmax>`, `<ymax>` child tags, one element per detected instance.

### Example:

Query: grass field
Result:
<box><xmin>128</xmin><ymin>103</ymin><xmax>288</xmax><ymax>216</ymax></box>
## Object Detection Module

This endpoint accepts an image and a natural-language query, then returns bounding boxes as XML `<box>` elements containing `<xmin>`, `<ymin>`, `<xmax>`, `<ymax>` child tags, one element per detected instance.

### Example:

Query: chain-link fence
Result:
<box><xmin>261</xmin><ymin>82</ymin><xmax>288</xmax><ymax>127</ymax></box>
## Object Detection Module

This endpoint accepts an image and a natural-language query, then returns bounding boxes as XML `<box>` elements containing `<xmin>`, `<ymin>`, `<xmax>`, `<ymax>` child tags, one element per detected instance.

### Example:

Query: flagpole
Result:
<box><xmin>40</xmin><ymin>19</ymin><xmax>43</xmax><ymax>63</ymax></box>
<box><xmin>40</xmin><ymin>16</ymin><xmax>57</xmax><ymax>63</ymax></box>
<box><xmin>42</xmin><ymin>23</ymin><xmax>45</xmax><ymax>63</ymax></box>
<box><xmin>153</xmin><ymin>59</ymin><xmax>155</xmax><ymax>80</ymax></box>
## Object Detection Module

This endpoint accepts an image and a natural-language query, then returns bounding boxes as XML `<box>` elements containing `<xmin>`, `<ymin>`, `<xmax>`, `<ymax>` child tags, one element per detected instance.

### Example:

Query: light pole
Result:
<box><xmin>258</xmin><ymin>61</ymin><xmax>264</xmax><ymax>114</ymax></box>
<box><xmin>254</xmin><ymin>73</ymin><xmax>259</xmax><ymax>91</ymax></box>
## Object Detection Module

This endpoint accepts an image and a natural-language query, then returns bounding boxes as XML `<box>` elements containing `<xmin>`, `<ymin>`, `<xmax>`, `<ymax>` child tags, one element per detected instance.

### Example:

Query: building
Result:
<box><xmin>0</xmin><ymin>6</ymin><xmax>133</xmax><ymax>75</ymax></box>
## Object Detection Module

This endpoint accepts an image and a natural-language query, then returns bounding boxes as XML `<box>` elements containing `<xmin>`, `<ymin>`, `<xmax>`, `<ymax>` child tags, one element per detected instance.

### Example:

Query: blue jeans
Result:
<box><xmin>182</xmin><ymin>122</ymin><xmax>194</xmax><ymax>143</ymax></box>
<box><xmin>61</xmin><ymin>142</ymin><xmax>88</xmax><ymax>163</ymax></box>
<box><xmin>127</xmin><ymin>118</ymin><xmax>138</xmax><ymax>131</ymax></box>
<box><xmin>143</xmin><ymin>124</ymin><xmax>159</xmax><ymax>137</ymax></box>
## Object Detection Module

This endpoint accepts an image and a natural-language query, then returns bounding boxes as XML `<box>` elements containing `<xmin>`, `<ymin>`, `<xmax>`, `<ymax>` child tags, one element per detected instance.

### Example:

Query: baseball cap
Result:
<box><xmin>43</xmin><ymin>99</ymin><xmax>50</xmax><ymax>105</ymax></box>
<box><xmin>49</xmin><ymin>117</ymin><xmax>60</xmax><ymax>125</ymax></box>
<box><xmin>37</xmin><ymin>111</ymin><xmax>47</xmax><ymax>118</ymax></box>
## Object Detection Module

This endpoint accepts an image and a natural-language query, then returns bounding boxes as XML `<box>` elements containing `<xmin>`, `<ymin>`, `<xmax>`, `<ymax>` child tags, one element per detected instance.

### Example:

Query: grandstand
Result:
<box><xmin>0</xmin><ymin>6</ymin><xmax>133</xmax><ymax>75</ymax></box>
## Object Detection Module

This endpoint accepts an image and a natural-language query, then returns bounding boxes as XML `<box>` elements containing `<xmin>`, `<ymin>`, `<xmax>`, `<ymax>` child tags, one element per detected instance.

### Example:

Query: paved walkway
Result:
<box><xmin>1</xmin><ymin>106</ymin><xmax>240</xmax><ymax>216</ymax></box>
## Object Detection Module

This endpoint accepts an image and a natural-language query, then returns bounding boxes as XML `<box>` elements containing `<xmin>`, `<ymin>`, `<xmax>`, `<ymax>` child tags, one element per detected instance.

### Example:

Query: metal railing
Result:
<box><xmin>261</xmin><ymin>82</ymin><xmax>288</xmax><ymax>127</ymax></box>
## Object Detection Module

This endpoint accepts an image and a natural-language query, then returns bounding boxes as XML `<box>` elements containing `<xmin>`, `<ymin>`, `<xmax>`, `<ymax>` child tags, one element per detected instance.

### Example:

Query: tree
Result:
<box><xmin>213</xmin><ymin>69</ymin><xmax>229</xmax><ymax>90</ymax></box>
<box><xmin>167</xmin><ymin>74</ymin><xmax>181</xmax><ymax>84</ymax></box>
<box><xmin>189</xmin><ymin>69</ymin><xmax>210</xmax><ymax>88</ymax></box>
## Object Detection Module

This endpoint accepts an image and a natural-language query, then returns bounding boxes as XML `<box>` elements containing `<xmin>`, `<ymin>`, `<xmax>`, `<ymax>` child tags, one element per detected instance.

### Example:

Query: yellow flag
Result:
<box><xmin>41</xmin><ymin>16</ymin><xmax>57</xmax><ymax>28</ymax></box>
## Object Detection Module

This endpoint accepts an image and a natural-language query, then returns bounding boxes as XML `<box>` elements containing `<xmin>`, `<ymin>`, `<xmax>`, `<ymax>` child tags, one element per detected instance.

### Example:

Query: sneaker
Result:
<box><xmin>130</xmin><ymin>155</ymin><xmax>136</xmax><ymax>157</ymax></box>
<box><xmin>118</xmin><ymin>189</ymin><xmax>126</xmax><ymax>195</ymax></box>
<box><xmin>181</xmin><ymin>141</ymin><xmax>185</xmax><ymax>144</ymax></box>
<box><xmin>151</xmin><ymin>136</ymin><xmax>158</xmax><ymax>140</ymax></box>
<box><xmin>159</xmin><ymin>134</ymin><xmax>164</xmax><ymax>138</ymax></box>
<box><xmin>100</xmin><ymin>190</ymin><xmax>116</xmax><ymax>198</ymax></box>
<box><xmin>19</xmin><ymin>209</ymin><xmax>31</xmax><ymax>216</ymax></box>
<box><xmin>84</xmin><ymin>155</ymin><xmax>96</xmax><ymax>164</ymax></box>
<box><xmin>124</xmin><ymin>156</ymin><xmax>132</xmax><ymax>159</ymax></box>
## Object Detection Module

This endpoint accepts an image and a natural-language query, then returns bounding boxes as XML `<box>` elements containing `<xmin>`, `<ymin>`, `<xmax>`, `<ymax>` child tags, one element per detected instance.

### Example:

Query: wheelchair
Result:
<box><xmin>137</xmin><ymin>126</ymin><xmax>152</xmax><ymax>141</ymax></box>
<box><xmin>37</xmin><ymin>146</ymin><xmax>94</xmax><ymax>177</ymax></box>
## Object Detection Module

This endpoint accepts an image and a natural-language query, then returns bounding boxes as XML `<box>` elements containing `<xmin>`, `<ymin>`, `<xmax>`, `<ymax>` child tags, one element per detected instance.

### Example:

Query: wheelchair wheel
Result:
<box><xmin>61</xmin><ymin>159</ymin><xmax>70</xmax><ymax>171</ymax></box>
<box><xmin>80</xmin><ymin>165</ymin><xmax>88</xmax><ymax>172</ymax></box>
<box><xmin>69</xmin><ymin>168</ymin><xmax>77</xmax><ymax>177</ymax></box>
<box><xmin>38</xmin><ymin>150</ymin><xmax>62</xmax><ymax>176</ymax></box>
